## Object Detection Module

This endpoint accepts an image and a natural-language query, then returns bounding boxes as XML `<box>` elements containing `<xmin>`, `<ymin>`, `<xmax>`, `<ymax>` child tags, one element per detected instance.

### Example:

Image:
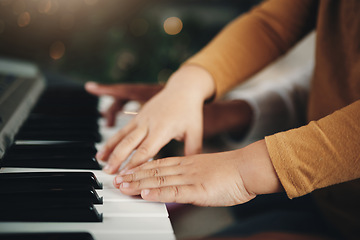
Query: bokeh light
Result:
<box><xmin>163</xmin><ymin>17</ymin><xmax>183</xmax><ymax>35</ymax></box>
<box><xmin>17</xmin><ymin>12</ymin><xmax>31</xmax><ymax>27</ymax></box>
<box><xmin>49</xmin><ymin>41</ymin><xmax>65</xmax><ymax>60</ymax></box>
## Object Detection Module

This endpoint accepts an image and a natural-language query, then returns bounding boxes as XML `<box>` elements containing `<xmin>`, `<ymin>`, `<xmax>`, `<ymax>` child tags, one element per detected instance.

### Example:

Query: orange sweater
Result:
<box><xmin>186</xmin><ymin>0</ymin><xmax>360</xmax><ymax>238</ymax></box>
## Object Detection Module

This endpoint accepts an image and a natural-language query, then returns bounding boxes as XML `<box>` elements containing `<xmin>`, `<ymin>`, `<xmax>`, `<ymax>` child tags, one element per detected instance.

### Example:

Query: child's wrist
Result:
<box><xmin>166</xmin><ymin>65</ymin><xmax>216</xmax><ymax>103</ymax></box>
<box><xmin>237</xmin><ymin>140</ymin><xmax>284</xmax><ymax>196</ymax></box>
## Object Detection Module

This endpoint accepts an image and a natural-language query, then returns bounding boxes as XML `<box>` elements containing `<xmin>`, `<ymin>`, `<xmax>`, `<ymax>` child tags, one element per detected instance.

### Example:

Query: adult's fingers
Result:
<box><xmin>85</xmin><ymin>82</ymin><xmax>162</xmax><ymax>100</ymax></box>
<box><xmin>104</xmin><ymin>125</ymin><xmax>148</xmax><ymax>174</ymax></box>
<box><xmin>122</xmin><ymin>130</ymin><xmax>173</xmax><ymax>171</ymax></box>
<box><xmin>85</xmin><ymin>82</ymin><xmax>136</xmax><ymax>99</ymax></box>
<box><xmin>85</xmin><ymin>82</ymin><xmax>120</xmax><ymax>96</ymax></box>
<box><xmin>103</xmin><ymin>100</ymin><xmax>126</xmax><ymax>127</ymax></box>
<box><xmin>96</xmin><ymin>121</ymin><xmax>136</xmax><ymax>162</ymax></box>
<box><xmin>184</xmin><ymin>125</ymin><xmax>203</xmax><ymax>156</ymax></box>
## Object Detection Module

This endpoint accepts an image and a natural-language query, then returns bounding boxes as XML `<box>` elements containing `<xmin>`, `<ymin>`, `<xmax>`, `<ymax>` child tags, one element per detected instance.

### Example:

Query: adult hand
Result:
<box><xmin>114</xmin><ymin>140</ymin><xmax>283</xmax><ymax>206</ymax></box>
<box><xmin>86</xmin><ymin>81</ymin><xmax>252</xmax><ymax>139</ymax></box>
<box><xmin>85</xmin><ymin>82</ymin><xmax>163</xmax><ymax>127</ymax></box>
<box><xmin>93</xmin><ymin>65</ymin><xmax>216</xmax><ymax>174</ymax></box>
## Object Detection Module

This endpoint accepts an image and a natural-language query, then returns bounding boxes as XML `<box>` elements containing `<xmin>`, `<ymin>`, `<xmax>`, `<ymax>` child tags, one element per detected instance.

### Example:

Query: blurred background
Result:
<box><xmin>0</xmin><ymin>0</ymin><xmax>262</xmax><ymax>84</ymax></box>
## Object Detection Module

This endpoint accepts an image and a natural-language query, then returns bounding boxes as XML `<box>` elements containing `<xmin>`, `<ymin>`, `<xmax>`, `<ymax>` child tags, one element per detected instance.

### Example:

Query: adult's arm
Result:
<box><xmin>185</xmin><ymin>0</ymin><xmax>317</xmax><ymax>98</ymax></box>
<box><xmin>221</xmin><ymin>32</ymin><xmax>315</xmax><ymax>148</ymax></box>
<box><xmin>267</xmin><ymin>100</ymin><xmax>360</xmax><ymax>198</ymax></box>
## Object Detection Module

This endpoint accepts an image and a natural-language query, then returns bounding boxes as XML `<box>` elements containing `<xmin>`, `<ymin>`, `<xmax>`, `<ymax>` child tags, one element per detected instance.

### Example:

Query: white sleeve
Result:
<box><xmin>220</xmin><ymin>32</ymin><xmax>315</xmax><ymax>149</ymax></box>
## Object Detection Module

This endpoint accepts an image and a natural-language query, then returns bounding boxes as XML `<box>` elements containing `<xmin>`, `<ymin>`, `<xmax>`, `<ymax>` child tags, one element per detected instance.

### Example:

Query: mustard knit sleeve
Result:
<box><xmin>265</xmin><ymin>100</ymin><xmax>360</xmax><ymax>199</ymax></box>
<box><xmin>185</xmin><ymin>0</ymin><xmax>317</xmax><ymax>98</ymax></box>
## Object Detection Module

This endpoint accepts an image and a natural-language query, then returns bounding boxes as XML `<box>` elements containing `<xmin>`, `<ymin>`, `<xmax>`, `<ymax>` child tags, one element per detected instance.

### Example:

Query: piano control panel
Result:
<box><xmin>0</xmin><ymin>59</ymin><xmax>175</xmax><ymax>240</ymax></box>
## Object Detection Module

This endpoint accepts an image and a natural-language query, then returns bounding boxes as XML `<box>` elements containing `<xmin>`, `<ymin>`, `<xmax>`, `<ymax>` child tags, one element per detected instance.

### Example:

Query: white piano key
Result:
<box><xmin>92</xmin><ymin>232</ymin><xmax>175</xmax><ymax>240</ymax></box>
<box><xmin>96</xmin><ymin>201</ymin><xmax>168</xmax><ymax>217</ymax></box>
<box><xmin>0</xmin><ymin>217</ymin><xmax>174</xmax><ymax>236</ymax></box>
<box><xmin>97</xmin><ymin>188</ymin><xmax>144</xmax><ymax>202</ymax></box>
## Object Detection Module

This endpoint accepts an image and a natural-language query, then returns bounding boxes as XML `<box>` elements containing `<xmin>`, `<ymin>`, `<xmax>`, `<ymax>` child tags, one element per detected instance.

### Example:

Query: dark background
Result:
<box><xmin>0</xmin><ymin>0</ymin><xmax>262</xmax><ymax>84</ymax></box>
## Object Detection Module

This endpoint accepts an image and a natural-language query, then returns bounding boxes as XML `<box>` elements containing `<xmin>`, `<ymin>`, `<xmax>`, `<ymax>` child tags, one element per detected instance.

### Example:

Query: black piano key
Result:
<box><xmin>15</xmin><ymin>130</ymin><xmax>101</xmax><ymax>142</ymax></box>
<box><xmin>31</xmin><ymin>105</ymin><xmax>100</xmax><ymax>117</ymax></box>
<box><xmin>23</xmin><ymin>114</ymin><xmax>98</xmax><ymax>128</ymax></box>
<box><xmin>0</xmin><ymin>232</ymin><xmax>95</xmax><ymax>240</ymax></box>
<box><xmin>1</xmin><ymin>155</ymin><xmax>102</xmax><ymax>170</ymax></box>
<box><xmin>38</xmin><ymin>87</ymin><xmax>98</xmax><ymax>105</ymax></box>
<box><xmin>0</xmin><ymin>185</ymin><xmax>103</xmax><ymax>204</ymax></box>
<box><xmin>0</xmin><ymin>203</ymin><xmax>103</xmax><ymax>222</ymax></box>
<box><xmin>20</xmin><ymin>122</ymin><xmax>99</xmax><ymax>132</ymax></box>
<box><xmin>33</xmin><ymin>88</ymin><xmax>100</xmax><ymax>117</ymax></box>
<box><xmin>0</xmin><ymin>172</ymin><xmax>103</xmax><ymax>189</ymax></box>
<box><xmin>7</xmin><ymin>142</ymin><xmax>97</xmax><ymax>157</ymax></box>
<box><xmin>4</xmin><ymin>153</ymin><xmax>96</xmax><ymax>162</ymax></box>
<box><xmin>26</xmin><ymin>114</ymin><xmax>99</xmax><ymax>125</ymax></box>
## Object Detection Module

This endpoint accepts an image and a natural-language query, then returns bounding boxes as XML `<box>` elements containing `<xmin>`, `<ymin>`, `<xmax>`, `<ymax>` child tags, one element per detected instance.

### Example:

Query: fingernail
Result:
<box><xmin>113</xmin><ymin>178</ymin><xmax>119</xmax><ymax>188</ymax></box>
<box><xmin>122</xmin><ymin>182</ymin><xmax>130</xmax><ymax>188</ymax></box>
<box><xmin>115</xmin><ymin>176</ymin><xmax>123</xmax><ymax>184</ymax></box>
<box><xmin>103</xmin><ymin>165</ymin><xmax>112</xmax><ymax>173</ymax></box>
<box><xmin>142</xmin><ymin>189</ymin><xmax>150</xmax><ymax>196</ymax></box>
<box><xmin>86</xmin><ymin>81</ymin><xmax>98</xmax><ymax>89</ymax></box>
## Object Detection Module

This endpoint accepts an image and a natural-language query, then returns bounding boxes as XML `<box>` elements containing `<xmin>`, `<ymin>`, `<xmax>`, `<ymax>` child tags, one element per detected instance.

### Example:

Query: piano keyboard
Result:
<box><xmin>0</xmin><ymin>59</ymin><xmax>175</xmax><ymax>240</ymax></box>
